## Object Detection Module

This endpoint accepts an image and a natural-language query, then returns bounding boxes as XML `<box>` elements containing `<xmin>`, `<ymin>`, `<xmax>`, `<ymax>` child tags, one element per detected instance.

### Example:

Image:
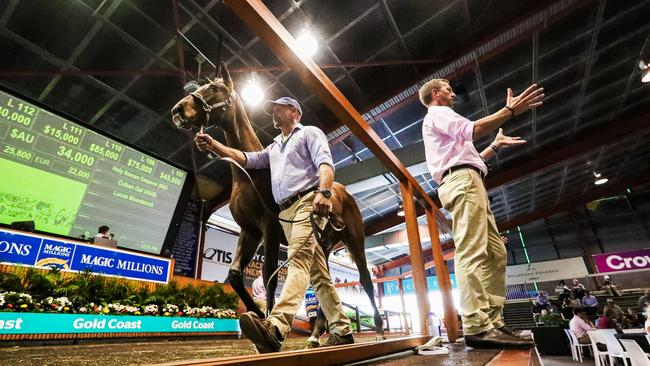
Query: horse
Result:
<box><xmin>171</xmin><ymin>62</ymin><xmax>384</xmax><ymax>342</ymax></box>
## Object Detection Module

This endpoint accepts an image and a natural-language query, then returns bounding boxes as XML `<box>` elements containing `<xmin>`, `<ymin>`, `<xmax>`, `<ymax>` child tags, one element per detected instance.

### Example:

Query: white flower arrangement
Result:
<box><xmin>106</xmin><ymin>303</ymin><xmax>141</xmax><ymax>315</ymax></box>
<box><xmin>44</xmin><ymin>296</ymin><xmax>73</xmax><ymax>312</ymax></box>
<box><xmin>0</xmin><ymin>291</ymin><xmax>34</xmax><ymax>310</ymax></box>
<box><xmin>144</xmin><ymin>304</ymin><xmax>159</xmax><ymax>315</ymax></box>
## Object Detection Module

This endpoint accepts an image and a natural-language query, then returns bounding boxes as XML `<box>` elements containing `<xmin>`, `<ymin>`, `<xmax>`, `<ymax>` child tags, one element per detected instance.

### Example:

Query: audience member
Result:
<box><xmin>538</xmin><ymin>309</ymin><xmax>564</xmax><ymax>326</ymax></box>
<box><xmin>537</xmin><ymin>291</ymin><xmax>549</xmax><ymax>308</ymax></box>
<box><xmin>602</xmin><ymin>275</ymin><xmax>621</xmax><ymax>297</ymax></box>
<box><xmin>639</xmin><ymin>289</ymin><xmax>650</xmax><ymax>308</ymax></box>
<box><xmin>567</xmin><ymin>293</ymin><xmax>582</xmax><ymax>308</ymax></box>
<box><xmin>251</xmin><ymin>275</ymin><xmax>267</xmax><ymax>314</ymax></box>
<box><xmin>569</xmin><ymin>307</ymin><xmax>595</xmax><ymax>344</ymax></box>
<box><xmin>603</xmin><ymin>298</ymin><xmax>624</xmax><ymax>321</ymax></box>
<box><xmin>582</xmin><ymin>290</ymin><xmax>598</xmax><ymax>308</ymax></box>
<box><xmin>622</xmin><ymin>308</ymin><xmax>644</xmax><ymax>329</ymax></box>
<box><xmin>555</xmin><ymin>280</ymin><xmax>571</xmax><ymax>302</ymax></box>
<box><xmin>93</xmin><ymin>225</ymin><xmax>110</xmax><ymax>240</ymax></box>
<box><xmin>598</xmin><ymin>308</ymin><xmax>622</xmax><ymax>333</ymax></box>
<box><xmin>572</xmin><ymin>279</ymin><xmax>586</xmax><ymax>300</ymax></box>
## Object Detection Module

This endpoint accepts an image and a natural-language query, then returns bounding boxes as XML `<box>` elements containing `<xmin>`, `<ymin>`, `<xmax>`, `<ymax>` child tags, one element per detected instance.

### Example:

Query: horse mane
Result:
<box><xmin>214</xmin><ymin>76</ymin><xmax>264</xmax><ymax>153</ymax></box>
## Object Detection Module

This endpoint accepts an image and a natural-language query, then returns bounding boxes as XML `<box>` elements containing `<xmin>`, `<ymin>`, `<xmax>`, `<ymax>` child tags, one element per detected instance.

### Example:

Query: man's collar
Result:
<box><xmin>274</xmin><ymin>123</ymin><xmax>304</xmax><ymax>143</ymax></box>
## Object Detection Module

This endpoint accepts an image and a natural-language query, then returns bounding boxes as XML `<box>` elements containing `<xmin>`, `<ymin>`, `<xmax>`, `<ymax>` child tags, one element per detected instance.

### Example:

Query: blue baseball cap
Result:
<box><xmin>263</xmin><ymin>97</ymin><xmax>302</xmax><ymax>116</ymax></box>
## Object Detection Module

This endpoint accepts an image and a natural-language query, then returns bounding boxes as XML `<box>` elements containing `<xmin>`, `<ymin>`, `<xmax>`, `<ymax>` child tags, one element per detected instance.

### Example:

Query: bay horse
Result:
<box><xmin>171</xmin><ymin>62</ymin><xmax>384</xmax><ymax>342</ymax></box>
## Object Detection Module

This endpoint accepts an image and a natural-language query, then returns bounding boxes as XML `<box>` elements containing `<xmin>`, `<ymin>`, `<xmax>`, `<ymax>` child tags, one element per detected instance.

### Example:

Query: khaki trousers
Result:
<box><xmin>438</xmin><ymin>168</ymin><xmax>507</xmax><ymax>335</ymax></box>
<box><xmin>267</xmin><ymin>192</ymin><xmax>351</xmax><ymax>338</ymax></box>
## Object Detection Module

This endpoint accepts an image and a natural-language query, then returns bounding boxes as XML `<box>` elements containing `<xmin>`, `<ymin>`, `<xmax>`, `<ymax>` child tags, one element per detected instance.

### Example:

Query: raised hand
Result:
<box><xmin>506</xmin><ymin>84</ymin><xmax>544</xmax><ymax>116</ymax></box>
<box><xmin>493</xmin><ymin>128</ymin><xmax>527</xmax><ymax>148</ymax></box>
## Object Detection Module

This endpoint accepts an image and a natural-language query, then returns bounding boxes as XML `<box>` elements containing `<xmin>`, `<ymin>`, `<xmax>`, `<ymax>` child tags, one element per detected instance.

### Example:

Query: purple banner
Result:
<box><xmin>593</xmin><ymin>248</ymin><xmax>650</xmax><ymax>273</ymax></box>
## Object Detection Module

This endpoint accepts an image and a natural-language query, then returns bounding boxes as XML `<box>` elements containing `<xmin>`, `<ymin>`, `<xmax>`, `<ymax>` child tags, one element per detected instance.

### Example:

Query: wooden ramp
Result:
<box><xmin>148</xmin><ymin>335</ymin><xmax>428</xmax><ymax>366</ymax></box>
<box><xmin>486</xmin><ymin>347</ymin><xmax>542</xmax><ymax>366</ymax></box>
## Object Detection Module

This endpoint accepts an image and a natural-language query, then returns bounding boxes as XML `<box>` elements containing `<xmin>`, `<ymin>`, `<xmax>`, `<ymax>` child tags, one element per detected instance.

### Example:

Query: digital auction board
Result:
<box><xmin>0</xmin><ymin>89</ymin><xmax>188</xmax><ymax>255</ymax></box>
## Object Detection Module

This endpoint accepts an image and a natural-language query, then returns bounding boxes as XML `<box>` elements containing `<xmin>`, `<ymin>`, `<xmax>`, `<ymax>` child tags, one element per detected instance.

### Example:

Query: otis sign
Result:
<box><xmin>593</xmin><ymin>248</ymin><xmax>650</xmax><ymax>273</ymax></box>
<box><xmin>0</xmin><ymin>228</ymin><xmax>171</xmax><ymax>283</ymax></box>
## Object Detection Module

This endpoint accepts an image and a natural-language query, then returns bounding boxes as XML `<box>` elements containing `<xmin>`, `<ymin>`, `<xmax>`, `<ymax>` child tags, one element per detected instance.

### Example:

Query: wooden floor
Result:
<box><xmin>0</xmin><ymin>333</ymin><xmax>535</xmax><ymax>366</ymax></box>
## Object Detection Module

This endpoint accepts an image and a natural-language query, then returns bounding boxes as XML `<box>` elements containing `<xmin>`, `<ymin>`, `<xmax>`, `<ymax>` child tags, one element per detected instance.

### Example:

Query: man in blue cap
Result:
<box><xmin>194</xmin><ymin>96</ymin><xmax>353</xmax><ymax>353</ymax></box>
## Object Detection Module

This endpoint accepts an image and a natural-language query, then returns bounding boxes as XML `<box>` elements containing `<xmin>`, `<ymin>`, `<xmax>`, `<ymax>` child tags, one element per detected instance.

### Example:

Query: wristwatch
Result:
<box><xmin>318</xmin><ymin>189</ymin><xmax>332</xmax><ymax>198</ymax></box>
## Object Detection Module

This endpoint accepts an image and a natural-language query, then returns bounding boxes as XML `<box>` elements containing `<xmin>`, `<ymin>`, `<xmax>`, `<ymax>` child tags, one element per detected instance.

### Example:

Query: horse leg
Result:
<box><xmin>227</xmin><ymin>228</ymin><xmax>264</xmax><ymax>319</ymax></box>
<box><xmin>344</xmin><ymin>229</ymin><xmax>385</xmax><ymax>340</ymax></box>
<box><xmin>307</xmin><ymin>308</ymin><xmax>328</xmax><ymax>348</ymax></box>
<box><xmin>262</xmin><ymin>220</ymin><xmax>282</xmax><ymax>316</ymax></box>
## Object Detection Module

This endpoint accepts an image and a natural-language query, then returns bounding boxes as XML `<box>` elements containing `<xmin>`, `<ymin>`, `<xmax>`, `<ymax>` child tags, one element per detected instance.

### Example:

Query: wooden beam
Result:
<box><xmin>499</xmin><ymin>172</ymin><xmax>650</xmax><ymax>230</ymax></box>
<box><xmin>425</xmin><ymin>207</ymin><xmax>459</xmax><ymax>341</ymax></box>
<box><xmin>223</xmin><ymin>0</ymin><xmax>436</xmax><ymax>210</ymax></box>
<box><xmin>399</xmin><ymin>181</ymin><xmax>430</xmax><ymax>336</ymax></box>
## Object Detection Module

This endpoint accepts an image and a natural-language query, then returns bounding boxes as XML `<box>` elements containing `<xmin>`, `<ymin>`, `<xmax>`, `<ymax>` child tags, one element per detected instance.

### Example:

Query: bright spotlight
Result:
<box><xmin>594</xmin><ymin>172</ymin><xmax>608</xmax><ymax>185</ymax></box>
<box><xmin>639</xmin><ymin>60</ymin><xmax>650</xmax><ymax>83</ymax></box>
<box><xmin>296</xmin><ymin>29</ymin><xmax>318</xmax><ymax>58</ymax></box>
<box><xmin>241</xmin><ymin>79</ymin><xmax>264</xmax><ymax>106</ymax></box>
<box><xmin>397</xmin><ymin>203</ymin><xmax>405</xmax><ymax>217</ymax></box>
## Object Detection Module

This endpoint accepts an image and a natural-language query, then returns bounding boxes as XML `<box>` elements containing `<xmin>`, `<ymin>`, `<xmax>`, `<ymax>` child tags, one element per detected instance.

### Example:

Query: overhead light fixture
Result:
<box><xmin>397</xmin><ymin>202</ymin><xmax>405</xmax><ymax>217</ymax></box>
<box><xmin>183</xmin><ymin>80</ymin><xmax>199</xmax><ymax>94</ymax></box>
<box><xmin>639</xmin><ymin>60</ymin><xmax>650</xmax><ymax>83</ymax></box>
<box><xmin>594</xmin><ymin>172</ymin><xmax>608</xmax><ymax>185</ymax></box>
<box><xmin>241</xmin><ymin>75</ymin><xmax>264</xmax><ymax>106</ymax></box>
<box><xmin>296</xmin><ymin>28</ymin><xmax>319</xmax><ymax>58</ymax></box>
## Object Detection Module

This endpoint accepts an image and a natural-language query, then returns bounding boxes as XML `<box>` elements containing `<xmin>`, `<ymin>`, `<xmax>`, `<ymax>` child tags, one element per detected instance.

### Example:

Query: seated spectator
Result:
<box><xmin>531</xmin><ymin>299</ymin><xmax>543</xmax><ymax>314</ymax></box>
<box><xmin>622</xmin><ymin>308</ymin><xmax>644</xmax><ymax>329</ymax></box>
<box><xmin>537</xmin><ymin>291</ymin><xmax>549</xmax><ymax>308</ymax></box>
<box><xmin>555</xmin><ymin>280</ymin><xmax>571</xmax><ymax>302</ymax></box>
<box><xmin>602</xmin><ymin>275</ymin><xmax>621</xmax><ymax>297</ymax></box>
<box><xmin>538</xmin><ymin>309</ymin><xmax>564</xmax><ymax>326</ymax></box>
<box><xmin>570</xmin><ymin>307</ymin><xmax>595</xmax><ymax>344</ymax></box>
<box><xmin>567</xmin><ymin>293</ymin><xmax>582</xmax><ymax>308</ymax></box>
<box><xmin>639</xmin><ymin>289</ymin><xmax>650</xmax><ymax>308</ymax></box>
<box><xmin>646</xmin><ymin>312</ymin><xmax>650</xmax><ymax>335</ymax></box>
<box><xmin>598</xmin><ymin>308</ymin><xmax>623</xmax><ymax>333</ymax></box>
<box><xmin>572</xmin><ymin>279</ymin><xmax>586</xmax><ymax>300</ymax></box>
<box><xmin>603</xmin><ymin>298</ymin><xmax>624</xmax><ymax>321</ymax></box>
<box><xmin>582</xmin><ymin>290</ymin><xmax>598</xmax><ymax>308</ymax></box>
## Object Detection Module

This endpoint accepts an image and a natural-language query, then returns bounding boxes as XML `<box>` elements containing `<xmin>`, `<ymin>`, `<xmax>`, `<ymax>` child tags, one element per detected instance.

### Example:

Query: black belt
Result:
<box><xmin>441</xmin><ymin>164</ymin><xmax>485</xmax><ymax>181</ymax></box>
<box><xmin>278</xmin><ymin>186</ymin><xmax>318</xmax><ymax>211</ymax></box>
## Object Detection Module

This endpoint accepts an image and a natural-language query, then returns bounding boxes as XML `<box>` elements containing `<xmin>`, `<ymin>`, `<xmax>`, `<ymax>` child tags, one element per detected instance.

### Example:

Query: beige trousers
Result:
<box><xmin>438</xmin><ymin>168</ymin><xmax>507</xmax><ymax>335</ymax></box>
<box><xmin>267</xmin><ymin>192</ymin><xmax>351</xmax><ymax>338</ymax></box>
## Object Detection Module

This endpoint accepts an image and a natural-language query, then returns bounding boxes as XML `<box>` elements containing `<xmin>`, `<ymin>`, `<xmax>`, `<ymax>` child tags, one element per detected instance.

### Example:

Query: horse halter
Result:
<box><xmin>189</xmin><ymin>83</ymin><xmax>236</xmax><ymax>128</ymax></box>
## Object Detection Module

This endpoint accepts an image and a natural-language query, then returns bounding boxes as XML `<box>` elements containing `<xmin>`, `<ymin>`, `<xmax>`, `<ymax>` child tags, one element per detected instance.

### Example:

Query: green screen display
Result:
<box><xmin>0</xmin><ymin>90</ymin><xmax>187</xmax><ymax>254</ymax></box>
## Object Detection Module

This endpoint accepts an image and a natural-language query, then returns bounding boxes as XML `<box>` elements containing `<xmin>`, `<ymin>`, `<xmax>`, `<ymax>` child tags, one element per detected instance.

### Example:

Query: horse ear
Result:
<box><xmin>220</xmin><ymin>61</ymin><xmax>233</xmax><ymax>89</ymax></box>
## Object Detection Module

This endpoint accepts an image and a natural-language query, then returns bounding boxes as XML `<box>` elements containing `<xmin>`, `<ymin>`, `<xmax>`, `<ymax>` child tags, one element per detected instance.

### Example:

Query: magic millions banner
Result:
<box><xmin>0</xmin><ymin>313</ymin><xmax>238</xmax><ymax>334</ymax></box>
<box><xmin>0</xmin><ymin>228</ymin><xmax>171</xmax><ymax>283</ymax></box>
<box><xmin>593</xmin><ymin>248</ymin><xmax>650</xmax><ymax>273</ymax></box>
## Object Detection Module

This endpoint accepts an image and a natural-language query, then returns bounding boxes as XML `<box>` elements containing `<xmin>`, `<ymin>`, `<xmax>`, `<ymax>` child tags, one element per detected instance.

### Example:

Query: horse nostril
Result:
<box><xmin>172</xmin><ymin>105</ymin><xmax>184</xmax><ymax>117</ymax></box>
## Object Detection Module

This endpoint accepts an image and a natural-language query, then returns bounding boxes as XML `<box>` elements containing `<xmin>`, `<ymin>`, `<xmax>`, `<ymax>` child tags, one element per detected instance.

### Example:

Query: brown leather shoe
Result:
<box><xmin>239</xmin><ymin>311</ymin><xmax>282</xmax><ymax>353</ymax></box>
<box><xmin>306</xmin><ymin>339</ymin><xmax>320</xmax><ymax>349</ymax></box>
<box><xmin>497</xmin><ymin>326</ymin><xmax>532</xmax><ymax>340</ymax></box>
<box><xmin>465</xmin><ymin>328</ymin><xmax>536</xmax><ymax>349</ymax></box>
<box><xmin>323</xmin><ymin>332</ymin><xmax>354</xmax><ymax>347</ymax></box>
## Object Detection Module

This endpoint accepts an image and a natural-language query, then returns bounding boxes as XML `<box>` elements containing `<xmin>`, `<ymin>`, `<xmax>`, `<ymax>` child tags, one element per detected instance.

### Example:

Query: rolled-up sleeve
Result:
<box><xmin>303</xmin><ymin>126</ymin><xmax>334</xmax><ymax>171</ymax></box>
<box><xmin>431</xmin><ymin>107</ymin><xmax>474</xmax><ymax>142</ymax></box>
<box><xmin>244</xmin><ymin>146</ymin><xmax>271</xmax><ymax>169</ymax></box>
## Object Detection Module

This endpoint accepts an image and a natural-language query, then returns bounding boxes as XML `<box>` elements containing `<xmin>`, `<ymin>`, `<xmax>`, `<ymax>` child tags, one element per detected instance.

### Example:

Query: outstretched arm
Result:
<box><xmin>473</xmin><ymin>84</ymin><xmax>544</xmax><ymax>140</ymax></box>
<box><xmin>480</xmin><ymin>128</ymin><xmax>527</xmax><ymax>160</ymax></box>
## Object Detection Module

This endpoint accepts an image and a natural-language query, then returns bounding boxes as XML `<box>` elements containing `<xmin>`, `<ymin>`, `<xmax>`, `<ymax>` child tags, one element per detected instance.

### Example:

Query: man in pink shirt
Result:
<box><xmin>570</xmin><ymin>307</ymin><xmax>595</xmax><ymax>344</ymax></box>
<box><xmin>419</xmin><ymin>79</ymin><xmax>543</xmax><ymax>349</ymax></box>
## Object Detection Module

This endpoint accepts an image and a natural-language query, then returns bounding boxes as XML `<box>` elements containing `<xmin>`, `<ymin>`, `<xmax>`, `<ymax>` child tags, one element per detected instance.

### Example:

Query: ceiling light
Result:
<box><xmin>183</xmin><ymin>80</ymin><xmax>199</xmax><ymax>94</ymax></box>
<box><xmin>397</xmin><ymin>203</ymin><xmax>405</xmax><ymax>217</ymax></box>
<box><xmin>241</xmin><ymin>76</ymin><xmax>264</xmax><ymax>106</ymax></box>
<box><xmin>639</xmin><ymin>60</ymin><xmax>650</xmax><ymax>83</ymax></box>
<box><xmin>594</xmin><ymin>172</ymin><xmax>608</xmax><ymax>185</ymax></box>
<box><xmin>296</xmin><ymin>29</ymin><xmax>319</xmax><ymax>58</ymax></box>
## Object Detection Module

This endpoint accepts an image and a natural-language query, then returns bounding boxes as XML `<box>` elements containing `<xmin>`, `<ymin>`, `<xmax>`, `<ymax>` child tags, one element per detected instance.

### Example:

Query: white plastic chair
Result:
<box><xmin>566</xmin><ymin>329</ymin><xmax>592</xmax><ymax>363</ymax></box>
<box><xmin>588</xmin><ymin>330</ymin><xmax>611</xmax><ymax>366</ymax></box>
<box><xmin>619</xmin><ymin>339</ymin><xmax>650</xmax><ymax>366</ymax></box>
<box><xmin>601</xmin><ymin>331</ymin><xmax>630</xmax><ymax>366</ymax></box>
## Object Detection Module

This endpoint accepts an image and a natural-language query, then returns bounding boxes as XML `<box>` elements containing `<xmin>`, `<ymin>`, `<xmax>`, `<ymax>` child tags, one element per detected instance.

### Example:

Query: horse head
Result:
<box><xmin>171</xmin><ymin>62</ymin><xmax>237</xmax><ymax>132</ymax></box>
